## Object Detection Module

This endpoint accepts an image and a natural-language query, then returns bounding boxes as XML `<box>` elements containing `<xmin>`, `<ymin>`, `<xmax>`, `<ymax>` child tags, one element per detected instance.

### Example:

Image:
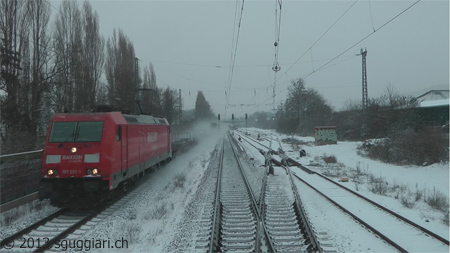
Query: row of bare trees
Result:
<box><xmin>52</xmin><ymin>0</ymin><xmax>104</xmax><ymax>113</ymax></box>
<box><xmin>0</xmin><ymin>0</ymin><xmax>181</xmax><ymax>154</ymax></box>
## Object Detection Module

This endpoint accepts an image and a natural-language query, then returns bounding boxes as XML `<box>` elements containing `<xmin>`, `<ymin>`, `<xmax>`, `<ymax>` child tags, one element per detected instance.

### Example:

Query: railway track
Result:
<box><xmin>1</xmin><ymin>208</ymin><xmax>102</xmax><ymax>252</ymax></box>
<box><xmin>204</xmin><ymin>134</ymin><xmax>324</xmax><ymax>252</ymax></box>
<box><xmin>213</xmin><ymin>135</ymin><xmax>260</xmax><ymax>251</ymax></box>
<box><xmin>1</xmin><ymin>180</ymin><xmax>140</xmax><ymax>252</ymax></box>
<box><xmin>264</xmin><ymin>173</ymin><xmax>306</xmax><ymax>251</ymax></box>
<box><xmin>236</xmin><ymin>131</ymin><xmax>450</xmax><ymax>252</ymax></box>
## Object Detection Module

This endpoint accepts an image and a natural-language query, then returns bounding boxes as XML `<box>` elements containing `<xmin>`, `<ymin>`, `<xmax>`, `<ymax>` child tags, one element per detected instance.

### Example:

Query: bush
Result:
<box><xmin>363</xmin><ymin>127</ymin><xmax>448</xmax><ymax>165</ymax></box>
<box><xmin>121</xmin><ymin>221</ymin><xmax>141</xmax><ymax>244</ymax></box>
<box><xmin>173</xmin><ymin>173</ymin><xmax>186</xmax><ymax>188</ymax></box>
<box><xmin>400</xmin><ymin>195</ymin><xmax>415</xmax><ymax>208</ymax></box>
<box><xmin>426</xmin><ymin>188</ymin><xmax>448</xmax><ymax>212</ymax></box>
<box><xmin>443</xmin><ymin>211</ymin><xmax>449</xmax><ymax>226</ymax></box>
<box><xmin>151</xmin><ymin>203</ymin><xmax>167</xmax><ymax>219</ymax></box>
<box><xmin>323</xmin><ymin>155</ymin><xmax>337</xmax><ymax>164</ymax></box>
<box><xmin>369</xmin><ymin>175</ymin><xmax>388</xmax><ymax>195</ymax></box>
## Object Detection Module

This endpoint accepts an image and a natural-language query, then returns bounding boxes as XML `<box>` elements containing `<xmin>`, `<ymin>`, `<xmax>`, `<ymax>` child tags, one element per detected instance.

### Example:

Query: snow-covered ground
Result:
<box><xmin>1</xmin><ymin>125</ymin><xmax>448</xmax><ymax>252</ymax></box>
<box><xmin>239</xmin><ymin>127</ymin><xmax>449</xmax><ymax>250</ymax></box>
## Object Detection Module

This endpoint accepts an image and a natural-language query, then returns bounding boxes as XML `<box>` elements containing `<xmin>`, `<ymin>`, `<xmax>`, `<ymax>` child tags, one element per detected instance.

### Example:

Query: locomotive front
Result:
<box><xmin>40</xmin><ymin>113</ymin><xmax>113</xmax><ymax>207</ymax></box>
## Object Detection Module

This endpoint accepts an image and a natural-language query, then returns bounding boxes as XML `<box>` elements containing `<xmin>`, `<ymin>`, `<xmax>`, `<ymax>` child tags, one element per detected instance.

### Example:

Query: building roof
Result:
<box><xmin>417</xmin><ymin>90</ymin><xmax>449</xmax><ymax>108</ymax></box>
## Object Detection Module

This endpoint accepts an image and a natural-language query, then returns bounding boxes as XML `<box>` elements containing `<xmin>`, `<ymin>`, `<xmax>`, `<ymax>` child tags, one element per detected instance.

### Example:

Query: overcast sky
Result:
<box><xmin>51</xmin><ymin>0</ymin><xmax>449</xmax><ymax>118</ymax></box>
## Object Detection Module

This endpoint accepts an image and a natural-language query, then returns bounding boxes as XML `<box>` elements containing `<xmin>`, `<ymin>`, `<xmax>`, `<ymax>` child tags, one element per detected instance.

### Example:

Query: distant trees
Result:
<box><xmin>251</xmin><ymin>111</ymin><xmax>275</xmax><ymax>129</ymax></box>
<box><xmin>276</xmin><ymin>78</ymin><xmax>333</xmax><ymax>134</ymax></box>
<box><xmin>195</xmin><ymin>91</ymin><xmax>214</xmax><ymax>120</ymax></box>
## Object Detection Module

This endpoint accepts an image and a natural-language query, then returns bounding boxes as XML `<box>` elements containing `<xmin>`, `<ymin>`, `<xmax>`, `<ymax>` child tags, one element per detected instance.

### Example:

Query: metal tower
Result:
<box><xmin>360</xmin><ymin>49</ymin><xmax>368</xmax><ymax>109</ymax></box>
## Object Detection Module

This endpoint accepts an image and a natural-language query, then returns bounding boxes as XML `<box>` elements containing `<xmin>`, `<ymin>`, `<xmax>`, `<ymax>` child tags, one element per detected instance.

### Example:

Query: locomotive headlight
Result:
<box><xmin>47</xmin><ymin>169</ymin><xmax>58</xmax><ymax>176</ymax></box>
<box><xmin>71</xmin><ymin>147</ymin><xmax>77</xmax><ymax>153</ymax></box>
<box><xmin>87</xmin><ymin>168</ymin><xmax>99</xmax><ymax>176</ymax></box>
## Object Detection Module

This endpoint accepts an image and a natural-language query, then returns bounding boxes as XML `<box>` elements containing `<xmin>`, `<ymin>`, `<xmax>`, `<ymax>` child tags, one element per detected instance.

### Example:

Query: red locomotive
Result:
<box><xmin>40</xmin><ymin>112</ymin><xmax>172</xmax><ymax>207</ymax></box>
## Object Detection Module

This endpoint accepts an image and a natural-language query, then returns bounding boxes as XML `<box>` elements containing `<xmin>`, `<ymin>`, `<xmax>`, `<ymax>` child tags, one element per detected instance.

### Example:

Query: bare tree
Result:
<box><xmin>285</xmin><ymin>78</ymin><xmax>306</xmax><ymax>124</ymax></box>
<box><xmin>80</xmin><ymin>0</ymin><xmax>104</xmax><ymax>111</ymax></box>
<box><xmin>139</xmin><ymin>63</ymin><xmax>162</xmax><ymax>116</ymax></box>
<box><xmin>95</xmin><ymin>80</ymin><xmax>108</xmax><ymax>105</ymax></box>
<box><xmin>50</xmin><ymin>1</ymin><xmax>103</xmax><ymax>113</ymax></box>
<box><xmin>0</xmin><ymin>0</ymin><xmax>30</xmax><ymax>152</ymax></box>
<box><xmin>162</xmin><ymin>87</ymin><xmax>179</xmax><ymax>124</ymax></box>
<box><xmin>0</xmin><ymin>0</ymin><xmax>55</xmax><ymax>152</ymax></box>
<box><xmin>27</xmin><ymin>0</ymin><xmax>54</xmax><ymax>133</ymax></box>
<box><xmin>51</xmin><ymin>0</ymin><xmax>81</xmax><ymax>112</ymax></box>
<box><xmin>105</xmin><ymin>28</ymin><xmax>135</xmax><ymax>113</ymax></box>
<box><xmin>276</xmin><ymin>78</ymin><xmax>333</xmax><ymax>134</ymax></box>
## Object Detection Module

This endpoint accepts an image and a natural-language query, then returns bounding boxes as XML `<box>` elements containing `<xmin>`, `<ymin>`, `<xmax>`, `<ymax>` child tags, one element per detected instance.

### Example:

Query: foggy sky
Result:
<box><xmin>51</xmin><ymin>0</ymin><xmax>449</xmax><ymax>119</ymax></box>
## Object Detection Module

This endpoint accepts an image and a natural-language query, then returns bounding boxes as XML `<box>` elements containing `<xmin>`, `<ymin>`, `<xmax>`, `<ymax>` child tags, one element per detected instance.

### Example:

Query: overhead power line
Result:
<box><xmin>226</xmin><ymin>0</ymin><xmax>246</xmax><ymax>114</ymax></box>
<box><xmin>303</xmin><ymin>0</ymin><xmax>421</xmax><ymax>79</ymax></box>
<box><xmin>276</xmin><ymin>0</ymin><xmax>359</xmax><ymax>83</ymax></box>
<box><xmin>257</xmin><ymin>0</ymin><xmax>422</xmax><ymax>108</ymax></box>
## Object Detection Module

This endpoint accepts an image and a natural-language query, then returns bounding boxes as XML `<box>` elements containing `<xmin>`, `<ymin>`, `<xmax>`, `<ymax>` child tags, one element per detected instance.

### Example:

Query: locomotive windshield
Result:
<box><xmin>49</xmin><ymin>121</ymin><xmax>104</xmax><ymax>143</ymax></box>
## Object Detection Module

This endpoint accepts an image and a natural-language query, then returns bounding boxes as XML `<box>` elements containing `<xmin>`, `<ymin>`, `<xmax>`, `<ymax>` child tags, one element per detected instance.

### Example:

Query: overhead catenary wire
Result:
<box><xmin>257</xmin><ymin>0</ymin><xmax>422</xmax><ymax>108</ymax></box>
<box><xmin>303</xmin><ymin>0</ymin><xmax>421</xmax><ymax>79</ymax></box>
<box><xmin>276</xmin><ymin>0</ymin><xmax>359</xmax><ymax>83</ymax></box>
<box><xmin>226</xmin><ymin>0</ymin><xmax>245</xmax><ymax>111</ymax></box>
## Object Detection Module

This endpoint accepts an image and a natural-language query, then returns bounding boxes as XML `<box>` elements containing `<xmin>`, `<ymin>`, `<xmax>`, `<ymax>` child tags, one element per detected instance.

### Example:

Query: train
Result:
<box><xmin>40</xmin><ymin>112</ymin><xmax>172</xmax><ymax>208</ymax></box>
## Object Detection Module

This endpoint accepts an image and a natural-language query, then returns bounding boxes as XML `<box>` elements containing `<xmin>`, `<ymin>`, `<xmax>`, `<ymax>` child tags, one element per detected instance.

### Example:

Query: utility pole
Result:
<box><xmin>359</xmin><ymin>48</ymin><xmax>368</xmax><ymax>140</ymax></box>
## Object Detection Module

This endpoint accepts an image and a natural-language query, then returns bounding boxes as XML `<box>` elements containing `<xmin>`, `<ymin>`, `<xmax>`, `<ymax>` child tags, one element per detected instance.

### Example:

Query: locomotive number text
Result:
<box><xmin>62</xmin><ymin>170</ymin><xmax>81</xmax><ymax>175</ymax></box>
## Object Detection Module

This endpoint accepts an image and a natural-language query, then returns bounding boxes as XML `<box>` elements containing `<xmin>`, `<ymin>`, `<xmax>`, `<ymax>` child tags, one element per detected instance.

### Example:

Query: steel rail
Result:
<box><xmin>34</xmin><ymin>211</ymin><xmax>100</xmax><ymax>252</ymax></box>
<box><xmin>271</xmin><ymin>154</ymin><xmax>406</xmax><ymax>251</ymax></box>
<box><xmin>2</xmin><ymin>160</ymin><xmax>158</xmax><ymax>252</ymax></box>
<box><xmin>262</xmin><ymin>149</ymin><xmax>322</xmax><ymax>252</ymax></box>
<box><xmin>229</xmin><ymin>133</ymin><xmax>275</xmax><ymax>252</ymax></box>
<box><xmin>0</xmin><ymin>208</ymin><xmax>66</xmax><ymax>249</ymax></box>
<box><xmin>233</xmin><ymin>134</ymin><xmax>274</xmax><ymax>252</ymax></box>
<box><xmin>234</xmin><ymin>132</ymin><xmax>320</xmax><ymax>252</ymax></box>
<box><xmin>289</xmin><ymin>170</ymin><xmax>408</xmax><ymax>252</ymax></box>
<box><xmin>236</xmin><ymin>131</ymin><xmax>314</xmax><ymax>173</ymax></box>
<box><xmin>286</xmin><ymin>158</ymin><xmax>450</xmax><ymax>246</ymax></box>
<box><xmin>240</xmin><ymin>131</ymin><xmax>449</xmax><ymax>246</ymax></box>
<box><xmin>209</xmin><ymin>139</ymin><xmax>224</xmax><ymax>253</ymax></box>
<box><xmin>285</xmin><ymin>167</ymin><xmax>322</xmax><ymax>252</ymax></box>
